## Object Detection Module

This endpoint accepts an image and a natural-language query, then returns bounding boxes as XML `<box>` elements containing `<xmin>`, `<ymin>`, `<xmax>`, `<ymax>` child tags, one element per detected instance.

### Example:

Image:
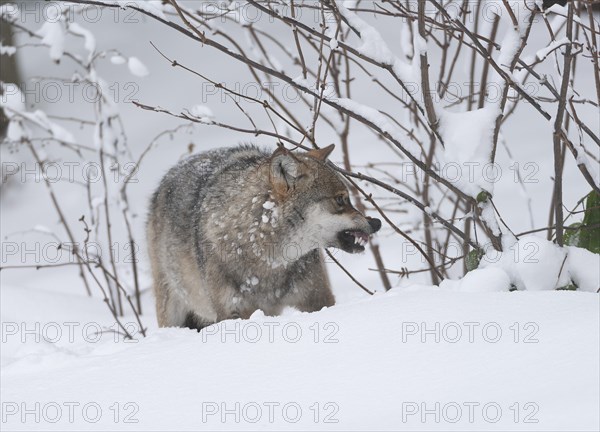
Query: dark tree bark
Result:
<box><xmin>1</xmin><ymin>16</ymin><xmax>21</xmax><ymax>138</ymax></box>
<box><xmin>542</xmin><ymin>0</ymin><xmax>568</xmax><ymax>8</ymax></box>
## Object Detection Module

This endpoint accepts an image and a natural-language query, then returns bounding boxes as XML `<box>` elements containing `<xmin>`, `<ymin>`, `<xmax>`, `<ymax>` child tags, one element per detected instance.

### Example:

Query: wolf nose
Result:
<box><xmin>367</xmin><ymin>217</ymin><xmax>381</xmax><ymax>233</ymax></box>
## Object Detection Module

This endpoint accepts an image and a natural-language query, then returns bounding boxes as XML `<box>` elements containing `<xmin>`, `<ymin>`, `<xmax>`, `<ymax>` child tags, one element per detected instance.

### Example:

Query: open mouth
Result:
<box><xmin>337</xmin><ymin>229</ymin><xmax>370</xmax><ymax>252</ymax></box>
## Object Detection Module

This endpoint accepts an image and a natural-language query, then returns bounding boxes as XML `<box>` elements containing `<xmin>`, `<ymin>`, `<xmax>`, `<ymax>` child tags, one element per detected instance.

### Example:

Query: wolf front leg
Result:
<box><xmin>289</xmin><ymin>250</ymin><xmax>335</xmax><ymax>313</ymax></box>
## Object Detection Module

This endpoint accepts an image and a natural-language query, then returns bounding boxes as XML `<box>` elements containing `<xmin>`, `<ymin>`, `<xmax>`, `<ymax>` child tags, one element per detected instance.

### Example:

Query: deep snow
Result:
<box><xmin>1</xmin><ymin>285</ymin><xmax>599</xmax><ymax>430</ymax></box>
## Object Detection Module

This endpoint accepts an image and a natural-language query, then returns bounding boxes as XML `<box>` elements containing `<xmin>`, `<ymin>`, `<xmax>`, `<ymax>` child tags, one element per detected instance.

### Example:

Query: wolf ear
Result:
<box><xmin>270</xmin><ymin>148</ymin><xmax>302</xmax><ymax>198</ymax></box>
<box><xmin>307</xmin><ymin>144</ymin><xmax>335</xmax><ymax>161</ymax></box>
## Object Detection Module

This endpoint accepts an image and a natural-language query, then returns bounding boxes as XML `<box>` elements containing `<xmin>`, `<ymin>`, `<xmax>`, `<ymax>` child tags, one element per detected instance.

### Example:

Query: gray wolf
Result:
<box><xmin>147</xmin><ymin>144</ymin><xmax>381</xmax><ymax>330</ymax></box>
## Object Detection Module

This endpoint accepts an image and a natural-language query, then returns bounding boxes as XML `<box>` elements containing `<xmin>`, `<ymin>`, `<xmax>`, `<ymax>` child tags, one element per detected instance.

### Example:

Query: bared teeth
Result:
<box><xmin>348</xmin><ymin>231</ymin><xmax>368</xmax><ymax>247</ymax></box>
<box><xmin>354</xmin><ymin>235</ymin><xmax>367</xmax><ymax>247</ymax></box>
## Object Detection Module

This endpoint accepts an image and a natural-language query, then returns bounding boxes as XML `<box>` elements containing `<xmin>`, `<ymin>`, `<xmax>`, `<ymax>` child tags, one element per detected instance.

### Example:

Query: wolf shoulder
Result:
<box><xmin>149</xmin><ymin>145</ymin><xmax>268</xmax><ymax>216</ymax></box>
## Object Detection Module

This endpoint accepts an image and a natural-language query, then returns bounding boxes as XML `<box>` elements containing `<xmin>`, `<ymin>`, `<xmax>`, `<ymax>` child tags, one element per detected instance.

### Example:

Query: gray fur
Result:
<box><xmin>147</xmin><ymin>144</ymin><xmax>380</xmax><ymax>329</ymax></box>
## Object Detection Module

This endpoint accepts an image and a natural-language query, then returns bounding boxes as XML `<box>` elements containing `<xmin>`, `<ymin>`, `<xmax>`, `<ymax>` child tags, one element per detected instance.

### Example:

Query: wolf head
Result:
<box><xmin>268</xmin><ymin>145</ymin><xmax>381</xmax><ymax>254</ymax></box>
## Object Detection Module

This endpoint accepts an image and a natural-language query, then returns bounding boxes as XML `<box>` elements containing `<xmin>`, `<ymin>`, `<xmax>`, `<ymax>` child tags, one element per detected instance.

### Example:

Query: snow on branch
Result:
<box><xmin>3</xmin><ymin>0</ymin><xmax>598</xmax><ymax>295</ymax></box>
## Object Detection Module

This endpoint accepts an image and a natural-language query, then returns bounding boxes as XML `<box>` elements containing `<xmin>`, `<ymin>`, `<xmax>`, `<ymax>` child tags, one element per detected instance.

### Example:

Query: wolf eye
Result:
<box><xmin>335</xmin><ymin>196</ymin><xmax>345</xmax><ymax>206</ymax></box>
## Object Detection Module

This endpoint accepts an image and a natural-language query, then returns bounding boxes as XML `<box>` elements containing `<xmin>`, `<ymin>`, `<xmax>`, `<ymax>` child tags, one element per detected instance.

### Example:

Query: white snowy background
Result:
<box><xmin>1</xmin><ymin>1</ymin><xmax>599</xmax><ymax>430</ymax></box>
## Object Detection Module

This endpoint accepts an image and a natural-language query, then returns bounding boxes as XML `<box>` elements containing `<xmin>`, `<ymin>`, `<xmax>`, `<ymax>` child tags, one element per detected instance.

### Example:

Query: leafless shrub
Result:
<box><xmin>1</xmin><ymin>0</ymin><xmax>598</xmax><ymax>319</ymax></box>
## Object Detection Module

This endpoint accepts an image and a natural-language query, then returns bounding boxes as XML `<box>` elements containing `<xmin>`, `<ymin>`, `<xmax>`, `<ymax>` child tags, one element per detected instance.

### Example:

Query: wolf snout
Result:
<box><xmin>367</xmin><ymin>217</ymin><xmax>382</xmax><ymax>233</ymax></box>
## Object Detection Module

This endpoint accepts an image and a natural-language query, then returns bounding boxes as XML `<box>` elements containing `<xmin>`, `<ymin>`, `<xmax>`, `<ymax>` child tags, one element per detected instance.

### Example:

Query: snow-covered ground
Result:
<box><xmin>2</xmin><ymin>284</ymin><xmax>599</xmax><ymax>430</ymax></box>
<box><xmin>1</xmin><ymin>1</ymin><xmax>599</xmax><ymax>430</ymax></box>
